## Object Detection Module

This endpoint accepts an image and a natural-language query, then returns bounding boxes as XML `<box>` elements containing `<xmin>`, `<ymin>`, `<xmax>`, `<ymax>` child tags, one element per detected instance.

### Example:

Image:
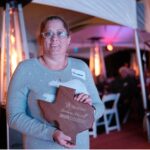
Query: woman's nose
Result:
<box><xmin>51</xmin><ymin>33</ymin><xmax>58</xmax><ymax>40</ymax></box>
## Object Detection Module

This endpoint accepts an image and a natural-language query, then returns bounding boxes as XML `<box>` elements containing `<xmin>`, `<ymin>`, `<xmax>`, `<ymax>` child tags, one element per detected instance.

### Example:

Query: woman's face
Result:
<box><xmin>41</xmin><ymin>19</ymin><xmax>70</xmax><ymax>57</ymax></box>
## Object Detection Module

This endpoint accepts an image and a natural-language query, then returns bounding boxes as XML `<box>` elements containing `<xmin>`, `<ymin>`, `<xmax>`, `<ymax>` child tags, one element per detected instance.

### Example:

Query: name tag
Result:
<box><xmin>71</xmin><ymin>68</ymin><xmax>86</xmax><ymax>80</ymax></box>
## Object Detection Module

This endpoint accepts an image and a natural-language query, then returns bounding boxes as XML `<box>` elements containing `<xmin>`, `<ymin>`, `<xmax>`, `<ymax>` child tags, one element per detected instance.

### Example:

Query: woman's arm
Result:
<box><xmin>7</xmin><ymin>62</ymin><xmax>56</xmax><ymax>141</ymax></box>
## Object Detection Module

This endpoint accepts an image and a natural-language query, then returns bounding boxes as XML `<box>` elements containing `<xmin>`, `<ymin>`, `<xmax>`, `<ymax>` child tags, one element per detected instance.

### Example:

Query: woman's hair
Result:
<box><xmin>40</xmin><ymin>16</ymin><xmax>70</xmax><ymax>36</ymax></box>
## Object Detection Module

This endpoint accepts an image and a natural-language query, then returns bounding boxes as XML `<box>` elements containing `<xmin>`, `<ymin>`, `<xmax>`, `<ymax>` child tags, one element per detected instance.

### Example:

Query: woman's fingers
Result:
<box><xmin>84</xmin><ymin>98</ymin><xmax>92</xmax><ymax>105</ymax></box>
<box><xmin>74</xmin><ymin>93</ymin><xmax>92</xmax><ymax>105</ymax></box>
<box><xmin>60</xmin><ymin>135</ymin><xmax>75</xmax><ymax>148</ymax></box>
<box><xmin>53</xmin><ymin>130</ymin><xmax>75</xmax><ymax>148</ymax></box>
<box><xmin>74</xmin><ymin>93</ymin><xmax>87</xmax><ymax>101</ymax></box>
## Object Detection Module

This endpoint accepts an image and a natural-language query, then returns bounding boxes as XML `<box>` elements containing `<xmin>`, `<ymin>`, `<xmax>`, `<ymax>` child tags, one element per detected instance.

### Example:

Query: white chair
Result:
<box><xmin>89</xmin><ymin>120</ymin><xmax>97</xmax><ymax>138</ymax></box>
<box><xmin>97</xmin><ymin>93</ymin><xmax>121</xmax><ymax>134</ymax></box>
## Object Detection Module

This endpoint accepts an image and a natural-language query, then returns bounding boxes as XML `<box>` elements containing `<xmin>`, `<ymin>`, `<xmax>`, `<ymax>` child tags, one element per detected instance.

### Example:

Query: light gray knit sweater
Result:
<box><xmin>7</xmin><ymin>57</ymin><xmax>104</xmax><ymax>149</ymax></box>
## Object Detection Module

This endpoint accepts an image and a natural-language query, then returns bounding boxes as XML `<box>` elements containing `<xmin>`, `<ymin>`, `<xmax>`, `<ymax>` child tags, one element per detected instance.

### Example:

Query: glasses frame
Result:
<box><xmin>41</xmin><ymin>31</ymin><xmax>68</xmax><ymax>39</ymax></box>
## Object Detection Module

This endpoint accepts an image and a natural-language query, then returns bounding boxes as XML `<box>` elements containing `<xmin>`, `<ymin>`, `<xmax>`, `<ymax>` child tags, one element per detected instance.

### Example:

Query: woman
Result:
<box><xmin>7</xmin><ymin>16</ymin><xmax>104</xmax><ymax>149</ymax></box>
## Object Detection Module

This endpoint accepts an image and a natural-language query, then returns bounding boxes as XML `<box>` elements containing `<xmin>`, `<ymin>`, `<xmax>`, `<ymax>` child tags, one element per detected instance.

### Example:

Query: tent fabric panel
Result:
<box><xmin>137</xmin><ymin>2</ymin><xmax>145</xmax><ymax>30</ymax></box>
<box><xmin>143</xmin><ymin>0</ymin><xmax>150</xmax><ymax>33</ymax></box>
<box><xmin>32</xmin><ymin>0</ymin><xmax>137</xmax><ymax>29</ymax></box>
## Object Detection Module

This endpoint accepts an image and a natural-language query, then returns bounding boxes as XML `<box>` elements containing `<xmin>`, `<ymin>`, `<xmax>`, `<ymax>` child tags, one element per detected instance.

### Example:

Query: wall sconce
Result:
<box><xmin>0</xmin><ymin>0</ymin><xmax>31</xmax><ymax>105</ymax></box>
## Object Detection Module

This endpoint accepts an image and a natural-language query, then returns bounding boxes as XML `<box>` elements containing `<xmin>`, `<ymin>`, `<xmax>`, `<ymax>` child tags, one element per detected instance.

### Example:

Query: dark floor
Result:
<box><xmin>90</xmin><ymin>120</ymin><xmax>150</xmax><ymax>149</ymax></box>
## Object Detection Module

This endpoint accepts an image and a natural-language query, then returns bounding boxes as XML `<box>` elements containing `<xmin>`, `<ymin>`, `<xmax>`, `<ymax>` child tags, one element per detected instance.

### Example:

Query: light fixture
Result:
<box><xmin>0</xmin><ymin>0</ymin><xmax>31</xmax><ymax>105</ymax></box>
<box><xmin>130</xmin><ymin>53</ymin><xmax>139</xmax><ymax>76</ymax></box>
<box><xmin>88</xmin><ymin>37</ymin><xmax>106</xmax><ymax>83</ymax></box>
<box><xmin>106</xmin><ymin>43</ymin><xmax>113</xmax><ymax>51</ymax></box>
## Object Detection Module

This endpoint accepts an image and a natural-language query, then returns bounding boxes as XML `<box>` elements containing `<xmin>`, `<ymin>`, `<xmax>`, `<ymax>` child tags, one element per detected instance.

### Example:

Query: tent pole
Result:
<box><xmin>18</xmin><ymin>3</ymin><xmax>29</xmax><ymax>59</ymax></box>
<box><xmin>135</xmin><ymin>29</ymin><xmax>150</xmax><ymax>142</ymax></box>
<box><xmin>134</xmin><ymin>29</ymin><xmax>147</xmax><ymax>110</ymax></box>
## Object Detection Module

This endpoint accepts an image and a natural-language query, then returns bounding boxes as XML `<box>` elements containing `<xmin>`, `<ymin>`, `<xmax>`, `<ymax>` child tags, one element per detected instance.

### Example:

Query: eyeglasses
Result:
<box><xmin>41</xmin><ymin>31</ymin><xmax>68</xmax><ymax>39</ymax></box>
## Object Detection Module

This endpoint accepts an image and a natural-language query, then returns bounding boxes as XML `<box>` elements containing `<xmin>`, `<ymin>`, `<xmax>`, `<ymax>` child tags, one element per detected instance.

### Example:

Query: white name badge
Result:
<box><xmin>71</xmin><ymin>68</ymin><xmax>86</xmax><ymax>80</ymax></box>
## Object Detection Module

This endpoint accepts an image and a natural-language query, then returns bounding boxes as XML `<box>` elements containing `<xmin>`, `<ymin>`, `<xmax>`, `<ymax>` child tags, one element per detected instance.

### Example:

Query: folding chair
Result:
<box><xmin>89</xmin><ymin>121</ymin><xmax>97</xmax><ymax>138</ymax></box>
<box><xmin>97</xmin><ymin>93</ymin><xmax>121</xmax><ymax>134</ymax></box>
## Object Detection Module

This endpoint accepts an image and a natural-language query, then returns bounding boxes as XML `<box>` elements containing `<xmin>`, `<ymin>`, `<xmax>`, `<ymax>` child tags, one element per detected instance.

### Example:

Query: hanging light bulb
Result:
<box><xmin>0</xmin><ymin>0</ymin><xmax>31</xmax><ymax>105</ymax></box>
<box><xmin>107</xmin><ymin>43</ymin><xmax>113</xmax><ymax>51</ymax></box>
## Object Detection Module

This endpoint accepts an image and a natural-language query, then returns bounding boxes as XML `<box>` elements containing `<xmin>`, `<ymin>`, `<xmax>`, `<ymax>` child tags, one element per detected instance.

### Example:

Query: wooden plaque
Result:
<box><xmin>38</xmin><ymin>86</ymin><xmax>94</xmax><ymax>144</ymax></box>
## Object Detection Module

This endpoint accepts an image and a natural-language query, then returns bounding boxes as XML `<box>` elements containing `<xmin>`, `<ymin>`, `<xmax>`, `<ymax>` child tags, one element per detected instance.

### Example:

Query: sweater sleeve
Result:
<box><xmin>7</xmin><ymin>62</ymin><xmax>56</xmax><ymax>141</ymax></box>
<box><xmin>83</xmin><ymin>62</ymin><xmax>105</xmax><ymax>120</ymax></box>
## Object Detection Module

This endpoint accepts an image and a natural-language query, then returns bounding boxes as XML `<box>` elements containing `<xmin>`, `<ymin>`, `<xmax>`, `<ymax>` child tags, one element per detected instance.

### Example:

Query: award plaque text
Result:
<box><xmin>38</xmin><ymin>86</ymin><xmax>94</xmax><ymax>144</ymax></box>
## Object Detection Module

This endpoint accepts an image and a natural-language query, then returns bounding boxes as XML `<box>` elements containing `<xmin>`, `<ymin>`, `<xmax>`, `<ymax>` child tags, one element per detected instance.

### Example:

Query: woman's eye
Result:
<box><xmin>46</xmin><ymin>32</ymin><xmax>52</xmax><ymax>37</ymax></box>
<box><xmin>58</xmin><ymin>31</ymin><xmax>67</xmax><ymax>37</ymax></box>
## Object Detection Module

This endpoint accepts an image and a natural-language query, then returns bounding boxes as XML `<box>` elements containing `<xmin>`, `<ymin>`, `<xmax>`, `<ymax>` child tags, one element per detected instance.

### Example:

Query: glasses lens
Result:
<box><xmin>42</xmin><ymin>32</ymin><xmax>53</xmax><ymax>38</ymax></box>
<box><xmin>57</xmin><ymin>31</ymin><xmax>68</xmax><ymax>38</ymax></box>
<box><xmin>42</xmin><ymin>31</ymin><xmax>68</xmax><ymax>39</ymax></box>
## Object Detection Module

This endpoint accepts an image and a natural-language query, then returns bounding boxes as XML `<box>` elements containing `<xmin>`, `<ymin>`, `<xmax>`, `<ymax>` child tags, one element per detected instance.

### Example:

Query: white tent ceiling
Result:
<box><xmin>32</xmin><ymin>0</ymin><xmax>137</xmax><ymax>29</ymax></box>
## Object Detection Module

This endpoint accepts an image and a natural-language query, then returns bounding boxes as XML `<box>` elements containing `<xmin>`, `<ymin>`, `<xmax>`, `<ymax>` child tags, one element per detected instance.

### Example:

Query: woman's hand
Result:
<box><xmin>74</xmin><ymin>93</ymin><xmax>92</xmax><ymax>105</ymax></box>
<box><xmin>53</xmin><ymin>129</ymin><xmax>75</xmax><ymax>148</ymax></box>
